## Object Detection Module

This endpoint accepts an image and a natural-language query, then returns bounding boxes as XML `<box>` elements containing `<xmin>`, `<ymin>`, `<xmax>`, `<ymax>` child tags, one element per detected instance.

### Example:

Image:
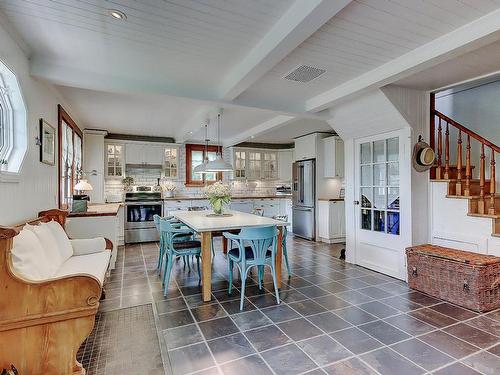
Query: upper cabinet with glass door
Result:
<box><xmin>232</xmin><ymin>149</ymin><xmax>279</xmax><ymax>180</ymax></box>
<box><xmin>105</xmin><ymin>143</ymin><xmax>124</xmax><ymax>178</ymax></box>
<box><xmin>163</xmin><ymin>146</ymin><xmax>178</xmax><ymax>179</ymax></box>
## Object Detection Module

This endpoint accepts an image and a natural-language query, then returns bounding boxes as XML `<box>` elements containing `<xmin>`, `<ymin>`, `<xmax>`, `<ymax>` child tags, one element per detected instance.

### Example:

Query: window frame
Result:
<box><xmin>58</xmin><ymin>104</ymin><xmax>83</xmax><ymax>208</ymax></box>
<box><xmin>185</xmin><ymin>143</ymin><xmax>222</xmax><ymax>186</ymax></box>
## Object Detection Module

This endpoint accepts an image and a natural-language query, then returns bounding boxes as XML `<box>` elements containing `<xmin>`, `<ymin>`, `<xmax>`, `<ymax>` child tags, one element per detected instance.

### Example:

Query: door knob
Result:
<box><xmin>353</xmin><ymin>200</ymin><xmax>360</xmax><ymax>205</ymax></box>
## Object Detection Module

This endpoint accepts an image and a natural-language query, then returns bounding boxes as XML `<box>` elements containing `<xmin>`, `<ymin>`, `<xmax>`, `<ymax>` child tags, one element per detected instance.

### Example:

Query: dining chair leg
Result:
<box><xmin>270</xmin><ymin>264</ymin><xmax>280</xmax><ymax>305</ymax></box>
<box><xmin>257</xmin><ymin>265</ymin><xmax>264</xmax><ymax>290</ymax></box>
<box><xmin>228</xmin><ymin>259</ymin><xmax>234</xmax><ymax>295</ymax></box>
<box><xmin>196</xmin><ymin>255</ymin><xmax>201</xmax><ymax>281</ymax></box>
<box><xmin>240</xmin><ymin>267</ymin><xmax>249</xmax><ymax>311</ymax></box>
<box><xmin>163</xmin><ymin>256</ymin><xmax>174</xmax><ymax>296</ymax></box>
<box><xmin>283</xmin><ymin>243</ymin><xmax>291</xmax><ymax>277</ymax></box>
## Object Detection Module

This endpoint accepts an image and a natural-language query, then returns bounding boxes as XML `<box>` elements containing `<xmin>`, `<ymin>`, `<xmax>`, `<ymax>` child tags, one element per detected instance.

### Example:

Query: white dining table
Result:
<box><xmin>172</xmin><ymin>209</ymin><xmax>288</xmax><ymax>302</ymax></box>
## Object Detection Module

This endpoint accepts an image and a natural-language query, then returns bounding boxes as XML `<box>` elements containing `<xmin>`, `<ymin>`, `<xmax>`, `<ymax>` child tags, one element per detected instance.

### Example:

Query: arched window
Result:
<box><xmin>0</xmin><ymin>59</ymin><xmax>27</xmax><ymax>177</ymax></box>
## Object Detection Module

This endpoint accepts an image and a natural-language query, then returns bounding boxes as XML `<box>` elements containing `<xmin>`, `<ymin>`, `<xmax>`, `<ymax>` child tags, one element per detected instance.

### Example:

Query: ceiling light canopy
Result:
<box><xmin>205</xmin><ymin>111</ymin><xmax>233</xmax><ymax>172</ymax></box>
<box><xmin>109</xmin><ymin>9</ymin><xmax>127</xmax><ymax>20</ymax></box>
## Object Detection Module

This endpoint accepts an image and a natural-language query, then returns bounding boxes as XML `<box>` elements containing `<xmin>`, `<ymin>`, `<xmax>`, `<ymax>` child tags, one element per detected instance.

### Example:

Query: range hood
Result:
<box><xmin>125</xmin><ymin>163</ymin><xmax>163</xmax><ymax>170</ymax></box>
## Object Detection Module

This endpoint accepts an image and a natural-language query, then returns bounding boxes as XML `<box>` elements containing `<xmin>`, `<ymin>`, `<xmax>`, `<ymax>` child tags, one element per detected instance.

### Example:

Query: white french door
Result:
<box><xmin>354</xmin><ymin>129</ymin><xmax>411</xmax><ymax>280</ymax></box>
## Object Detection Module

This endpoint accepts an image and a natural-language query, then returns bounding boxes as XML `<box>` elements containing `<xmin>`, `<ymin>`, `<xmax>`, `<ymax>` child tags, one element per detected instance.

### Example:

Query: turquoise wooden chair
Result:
<box><xmin>153</xmin><ymin>215</ymin><xmax>188</xmax><ymax>273</ymax></box>
<box><xmin>273</xmin><ymin>215</ymin><xmax>291</xmax><ymax>277</ymax></box>
<box><xmin>159</xmin><ymin>217</ymin><xmax>201</xmax><ymax>296</ymax></box>
<box><xmin>223</xmin><ymin>225</ymin><xmax>280</xmax><ymax>311</ymax></box>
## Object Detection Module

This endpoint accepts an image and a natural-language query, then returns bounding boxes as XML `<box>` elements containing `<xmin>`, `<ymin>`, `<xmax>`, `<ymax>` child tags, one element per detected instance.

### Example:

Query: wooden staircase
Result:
<box><xmin>430</xmin><ymin>108</ymin><xmax>499</xmax><ymax>237</ymax></box>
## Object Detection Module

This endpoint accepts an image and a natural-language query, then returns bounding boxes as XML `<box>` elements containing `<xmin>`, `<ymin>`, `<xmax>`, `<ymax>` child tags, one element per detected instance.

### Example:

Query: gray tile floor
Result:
<box><xmin>100</xmin><ymin>237</ymin><xmax>500</xmax><ymax>375</ymax></box>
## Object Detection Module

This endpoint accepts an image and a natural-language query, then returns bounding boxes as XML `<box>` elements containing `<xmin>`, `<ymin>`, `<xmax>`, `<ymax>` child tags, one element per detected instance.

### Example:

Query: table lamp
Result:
<box><xmin>72</xmin><ymin>179</ymin><xmax>93</xmax><ymax>212</ymax></box>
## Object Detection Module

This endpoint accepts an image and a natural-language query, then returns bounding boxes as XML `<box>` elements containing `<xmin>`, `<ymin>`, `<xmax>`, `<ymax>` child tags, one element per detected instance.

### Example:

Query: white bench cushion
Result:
<box><xmin>55</xmin><ymin>250</ymin><xmax>111</xmax><ymax>285</ymax></box>
<box><xmin>45</xmin><ymin>221</ymin><xmax>73</xmax><ymax>261</ymax></box>
<box><xmin>12</xmin><ymin>228</ymin><xmax>53</xmax><ymax>280</ymax></box>
<box><xmin>29</xmin><ymin>223</ymin><xmax>65</xmax><ymax>276</ymax></box>
<box><xmin>70</xmin><ymin>238</ymin><xmax>106</xmax><ymax>256</ymax></box>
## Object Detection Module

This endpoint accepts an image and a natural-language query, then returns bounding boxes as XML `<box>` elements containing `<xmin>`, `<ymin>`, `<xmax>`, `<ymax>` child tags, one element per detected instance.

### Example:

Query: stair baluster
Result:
<box><xmin>489</xmin><ymin>149</ymin><xmax>496</xmax><ymax>215</ymax></box>
<box><xmin>437</xmin><ymin>118</ymin><xmax>443</xmax><ymax>179</ymax></box>
<box><xmin>444</xmin><ymin>122</ymin><xmax>450</xmax><ymax>179</ymax></box>
<box><xmin>456</xmin><ymin>130</ymin><xmax>463</xmax><ymax>195</ymax></box>
<box><xmin>479</xmin><ymin>143</ymin><xmax>486</xmax><ymax>214</ymax></box>
<box><xmin>465</xmin><ymin>134</ymin><xmax>471</xmax><ymax>196</ymax></box>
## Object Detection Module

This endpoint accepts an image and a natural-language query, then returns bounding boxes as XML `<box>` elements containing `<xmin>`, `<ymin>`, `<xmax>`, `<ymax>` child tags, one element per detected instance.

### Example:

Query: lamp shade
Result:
<box><xmin>74</xmin><ymin>179</ymin><xmax>93</xmax><ymax>191</ymax></box>
<box><xmin>193</xmin><ymin>161</ymin><xmax>207</xmax><ymax>174</ymax></box>
<box><xmin>205</xmin><ymin>155</ymin><xmax>233</xmax><ymax>172</ymax></box>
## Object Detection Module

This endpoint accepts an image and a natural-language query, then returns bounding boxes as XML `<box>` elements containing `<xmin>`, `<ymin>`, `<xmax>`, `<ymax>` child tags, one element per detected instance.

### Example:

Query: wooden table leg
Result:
<box><xmin>223</xmin><ymin>237</ymin><xmax>228</xmax><ymax>254</ymax></box>
<box><xmin>276</xmin><ymin>226</ymin><xmax>283</xmax><ymax>288</ymax></box>
<box><xmin>201</xmin><ymin>231</ymin><xmax>212</xmax><ymax>302</ymax></box>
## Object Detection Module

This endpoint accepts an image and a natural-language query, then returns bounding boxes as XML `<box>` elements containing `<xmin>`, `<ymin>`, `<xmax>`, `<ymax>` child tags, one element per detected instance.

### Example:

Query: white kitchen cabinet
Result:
<box><xmin>247</xmin><ymin>151</ymin><xmax>262</xmax><ymax>180</ymax></box>
<box><xmin>254</xmin><ymin>198</ymin><xmax>280</xmax><ymax>218</ymax></box>
<box><xmin>164</xmin><ymin>199</ymin><xmax>191</xmax><ymax>216</ymax></box>
<box><xmin>294</xmin><ymin>133</ymin><xmax>317</xmax><ymax>161</ymax></box>
<box><xmin>230</xmin><ymin>200</ymin><xmax>254</xmax><ymax>213</ymax></box>
<box><xmin>146</xmin><ymin>144</ymin><xmax>164</xmax><ymax>165</ymax></box>
<box><xmin>125</xmin><ymin>143</ymin><xmax>163</xmax><ymax>166</ymax></box>
<box><xmin>163</xmin><ymin>146</ymin><xmax>179</xmax><ymax>178</ymax></box>
<box><xmin>318</xmin><ymin>200</ymin><xmax>345</xmax><ymax>243</ymax></box>
<box><xmin>105</xmin><ymin>142</ymin><xmax>124</xmax><ymax>179</ymax></box>
<box><xmin>84</xmin><ymin>130</ymin><xmax>106</xmax><ymax>203</ymax></box>
<box><xmin>125</xmin><ymin>143</ymin><xmax>144</xmax><ymax>165</ymax></box>
<box><xmin>323</xmin><ymin>136</ymin><xmax>344</xmax><ymax>178</ymax></box>
<box><xmin>262</xmin><ymin>152</ymin><xmax>278</xmax><ymax>180</ymax></box>
<box><xmin>278</xmin><ymin>150</ymin><xmax>293</xmax><ymax>182</ymax></box>
<box><xmin>117</xmin><ymin>205</ymin><xmax>125</xmax><ymax>246</ymax></box>
<box><xmin>233</xmin><ymin>150</ymin><xmax>246</xmax><ymax>179</ymax></box>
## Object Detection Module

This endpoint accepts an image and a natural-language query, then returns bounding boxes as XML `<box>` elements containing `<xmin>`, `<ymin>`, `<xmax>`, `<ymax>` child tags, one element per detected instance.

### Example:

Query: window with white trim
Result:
<box><xmin>0</xmin><ymin>59</ymin><xmax>27</xmax><ymax>175</ymax></box>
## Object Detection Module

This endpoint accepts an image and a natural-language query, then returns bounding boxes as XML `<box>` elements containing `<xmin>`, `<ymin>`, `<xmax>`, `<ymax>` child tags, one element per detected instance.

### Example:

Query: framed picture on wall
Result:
<box><xmin>40</xmin><ymin>119</ymin><xmax>56</xmax><ymax>165</ymax></box>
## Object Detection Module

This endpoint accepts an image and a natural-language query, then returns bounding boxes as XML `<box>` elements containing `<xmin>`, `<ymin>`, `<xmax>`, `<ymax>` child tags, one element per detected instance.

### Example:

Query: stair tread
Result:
<box><xmin>446</xmin><ymin>194</ymin><xmax>500</xmax><ymax>200</ymax></box>
<box><xmin>468</xmin><ymin>213</ymin><xmax>500</xmax><ymax>219</ymax></box>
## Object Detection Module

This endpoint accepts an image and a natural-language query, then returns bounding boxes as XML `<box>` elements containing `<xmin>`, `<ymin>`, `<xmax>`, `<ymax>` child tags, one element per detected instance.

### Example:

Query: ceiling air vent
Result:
<box><xmin>283</xmin><ymin>65</ymin><xmax>326</xmax><ymax>83</ymax></box>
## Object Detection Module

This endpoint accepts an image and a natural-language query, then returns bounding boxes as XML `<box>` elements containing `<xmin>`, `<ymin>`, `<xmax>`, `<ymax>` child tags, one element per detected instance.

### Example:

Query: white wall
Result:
<box><xmin>436</xmin><ymin>80</ymin><xmax>500</xmax><ymax>146</ymax></box>
<box><xmin>327</xmin><ymin>87</ymin><xmax>429</xmax><ymax>280</ymax></box>
<box><xmin>0</xmin><ymin>17</ymin><xmax>78</xmax><ymax>225</ymax></box>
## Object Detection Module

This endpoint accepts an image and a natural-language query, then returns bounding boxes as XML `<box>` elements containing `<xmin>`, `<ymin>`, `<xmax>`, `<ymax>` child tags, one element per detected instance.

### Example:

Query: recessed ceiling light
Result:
<box><xmin>109</xmin><ymin>9</ymin><xmax>127</xmax><ymax>20</ymax></box>
<box><xmin>250</xmin><ymin>135</ymin><xmax>255</xmax><ymax>139</ymax></box>
<box><xmin>189</xmin><ymin>131</ymin><xmax>193</xmax><ymax>135</ymax></box>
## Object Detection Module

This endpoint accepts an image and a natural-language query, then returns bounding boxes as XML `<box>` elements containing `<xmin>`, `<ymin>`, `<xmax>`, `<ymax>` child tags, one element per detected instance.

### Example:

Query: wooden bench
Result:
<box><xmin>0</xmin><ymin>209</ymin><xmax>112</xmax><ymax>375</ymax></box>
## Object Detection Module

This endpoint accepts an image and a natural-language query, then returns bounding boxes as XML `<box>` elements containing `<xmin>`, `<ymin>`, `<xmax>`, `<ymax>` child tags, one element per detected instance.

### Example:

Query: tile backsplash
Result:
<box><xmin>104</xmin><ymin>148</ymin><xmax>285</xmax><ymax>201</ymax></box>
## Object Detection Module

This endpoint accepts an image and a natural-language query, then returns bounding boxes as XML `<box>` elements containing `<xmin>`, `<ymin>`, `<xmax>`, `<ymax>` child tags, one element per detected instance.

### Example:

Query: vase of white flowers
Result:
<box><xmin>160</xmin><ymin>179</ymin><xmax>177</xmax><ymax>197</ymax></box>
<box><xmin>204</xmin><ymin>181</ymin><xmax>231</xmax><ymax>215</ymax></box>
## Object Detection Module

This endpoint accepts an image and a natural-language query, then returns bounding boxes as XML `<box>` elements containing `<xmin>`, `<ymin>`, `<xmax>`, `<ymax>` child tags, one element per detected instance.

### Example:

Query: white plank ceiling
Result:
<box><xmin>236</xmin><ymin>0</ymin><xmax>500</xmax><ymax>108</ymax></box>
<box><xmin>1</xmin><ymin>0</ymin><xmax>500</xmax><ymax>143</ymax></box>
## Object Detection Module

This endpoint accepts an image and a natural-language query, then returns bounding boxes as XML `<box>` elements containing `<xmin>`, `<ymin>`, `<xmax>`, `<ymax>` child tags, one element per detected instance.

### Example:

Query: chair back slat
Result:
<box><xmin>232</xmin><ymin>226</ymin><xmax>278</xmax><ymax>263</ymax></box>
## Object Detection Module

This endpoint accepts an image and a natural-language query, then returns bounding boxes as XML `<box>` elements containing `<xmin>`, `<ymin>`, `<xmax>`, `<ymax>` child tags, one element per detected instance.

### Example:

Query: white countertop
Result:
<box><xmin>172</xmin><ymin>210</ymin><xmax>288</xmax><ymax>232</ymax></box>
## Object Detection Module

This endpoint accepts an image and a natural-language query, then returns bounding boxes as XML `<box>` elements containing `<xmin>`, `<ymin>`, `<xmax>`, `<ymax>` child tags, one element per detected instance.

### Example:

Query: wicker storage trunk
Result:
<box><xmin>406</xmin><ymin>244</ymin><xmax>500</xmax><ymax>312</ymax></box>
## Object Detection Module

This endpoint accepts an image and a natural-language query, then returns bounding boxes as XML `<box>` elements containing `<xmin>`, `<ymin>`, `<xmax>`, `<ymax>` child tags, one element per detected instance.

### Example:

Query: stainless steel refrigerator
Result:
<box><xmin>292</xmin><ymin>159</ymin><xmax>315</xmax><ymax>240</ymax></box>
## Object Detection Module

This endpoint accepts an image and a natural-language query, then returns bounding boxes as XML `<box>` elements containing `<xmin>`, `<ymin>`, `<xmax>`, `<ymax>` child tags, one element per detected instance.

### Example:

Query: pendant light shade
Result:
<box><xmin>205</xmin><ymin>111</ymin><xmax>233</xmax><ymax>172</ymax></box>
<box><xmin>194</xmin><ymin>120</ymin><xmax>210</xmax><ymax>174</ymax></box>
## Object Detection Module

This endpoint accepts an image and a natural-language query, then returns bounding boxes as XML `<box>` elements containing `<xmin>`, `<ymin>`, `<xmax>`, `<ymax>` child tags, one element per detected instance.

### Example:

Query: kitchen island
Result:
<box><xmin>66</xmin><ymin>203</ymin><xmax>124</xmax><ymax>269</ymax></box>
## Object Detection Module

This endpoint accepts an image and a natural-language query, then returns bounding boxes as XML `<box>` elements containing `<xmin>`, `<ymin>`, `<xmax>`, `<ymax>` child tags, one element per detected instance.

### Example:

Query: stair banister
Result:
<box><xmin>430</xmin><ymin>109</ymin><xmax>498</xmax><ymax>216</ymax></box>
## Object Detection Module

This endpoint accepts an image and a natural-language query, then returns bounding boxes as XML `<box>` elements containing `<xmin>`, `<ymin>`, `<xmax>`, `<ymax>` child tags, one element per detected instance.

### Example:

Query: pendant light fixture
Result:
<box><xmin>205</xmin><ymin>110</ymin><xmax>233</xmax><ymax>172</ymax></box>
<box><xmin>193</xmin><ymin>120</ymin><xmax>210</xmax><ymax>174</ymax></box>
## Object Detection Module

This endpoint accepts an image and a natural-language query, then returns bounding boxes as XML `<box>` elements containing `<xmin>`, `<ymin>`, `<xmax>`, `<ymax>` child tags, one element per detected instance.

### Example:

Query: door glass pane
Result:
<box><xmin>387</xmin><ymin>137</ymin><xmax>398</xmax><ymax>161</ymax></box>
<box><xmin>387</xmin><ymin>212</ymin><xmax>400</xmax><ymax>235</ymax></box>
<box><xmin>388</xmin><ymin>188</ymin><xmax>400</xmax><ymax>210</ymax></box>
<box><xmin>359</xmin><ymin>136</ymin><xmax>399</xmax><ymax>235</ymax></box>
<box><xmin>374</xmin><ymin>210</ymin><xmax>385</xmax><ymax>232</ymax></box>
<box><xmin>373</xmin><ymin>163</ymin><xmax>385</xmax><ymax>186</ymax></box>
<box><xmin>373</xmin><ymin>140</ymin><xmax>385</xmax><ymax>163</ymax></box>
<box><xmin>361</xmin><ymin>187</ymin><xmax>372</xmax><ymax>208</ymax></box>
<box><xmin>361</xmin><ymin>142</ymin><xmax>371</xmax><ymax>164</ymax></box>
<box><xmin>361</xmin><ymin>165</ymin><xmax>372</xmax><ymax>186</ymax></box>
<box><xmin>361</xmin><ymin>209</ymin><xmax>371</xmax><ymax>230</ymax></box>
<box><xmin>387</xmin><ymin>162</ymin><xmax>399</xmax><ymax>186</ymax></box>
<box><xmin>373</xmin><ymin>187</ymin><xmax>386</xmax><ymax>209</ymax></box>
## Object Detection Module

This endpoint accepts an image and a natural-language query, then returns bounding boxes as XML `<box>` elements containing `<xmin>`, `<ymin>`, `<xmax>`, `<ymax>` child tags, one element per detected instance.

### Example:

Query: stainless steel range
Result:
<box><xmin>124</xmin><ymin>186</ymin><xmax>163</xmax><ymax>244</ymax></box>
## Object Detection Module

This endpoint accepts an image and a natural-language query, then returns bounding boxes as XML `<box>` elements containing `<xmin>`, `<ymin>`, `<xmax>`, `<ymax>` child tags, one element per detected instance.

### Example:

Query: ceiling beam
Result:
<box><xmin>30</xmin><ymin>58</ymin><xmax>329</xmax><ymax>120</ymax></box>
<box><xmin>218</xmin><ymin>0</ymin><xmax>352</xmax><ymax>101</ymax></box>
<box><xmin>306</xmin><ymin>8</ymin><xmax>500</xmax><ymax>112</ymax></box>
<box><xmin>224</xmin><ymin>115</ymin><xmax>295</xmax><ymax>147</ymax></box>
